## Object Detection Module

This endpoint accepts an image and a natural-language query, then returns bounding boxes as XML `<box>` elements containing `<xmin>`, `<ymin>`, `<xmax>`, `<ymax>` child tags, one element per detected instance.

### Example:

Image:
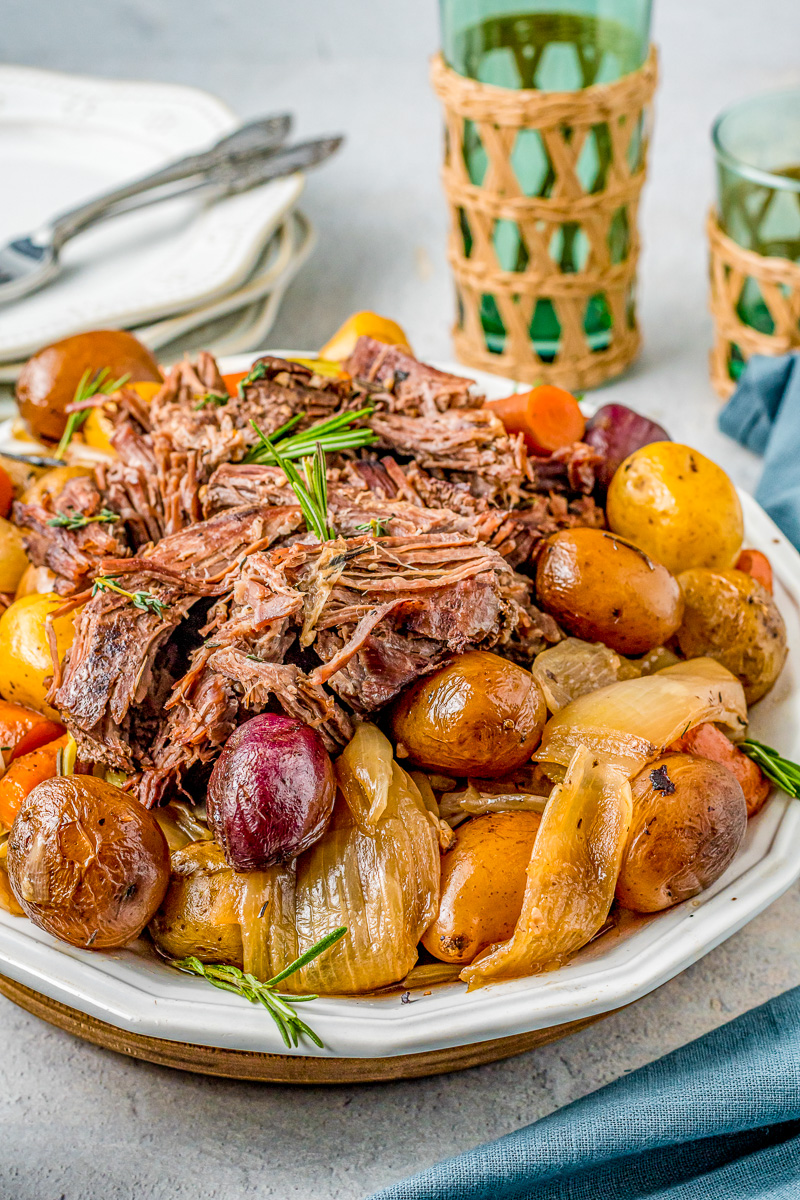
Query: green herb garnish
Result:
<box><xmin>354</xmin><ymin>518</ymin><xmax>390</xmax><ymax>537</ymax></box>
<box><xmin>237</xmin><ymin>360</ymin><xmax>269</xmax><ymax>397</ymax></box>
<box><xmin>55</xmin><ymin>368</ymin><xmax>130</xmax><ymax>459</ymax></box>
<box><xmin>740</xmin><ymin>740</ymin><xmax>800</xmax><ymax>798</ymax></box>
<box><xmin>242</xmin><ymin>407</ymin><xmax>378</xmax><ymax>466</ymax></box>
<box><xmin>193</xmin><ymin>391</ymin><xmax>228</xmax><ymax>411</ymax></box>
<box><xmin>171</xmin><ymin>926</ymin><xmax>347</xmax><ymax>1048</ymax></box>
<box><xmin>91</xmin><ymin>575</ymin><xmax>169</xmax><ymax>617</ymax></box>
<box><xmin>48</xmin><ymin>507</ymin><xmax>119</xmax><ymax>531</ymax></box>
<box><xmin>252</xmin><ymin>426</ymin><xmax>334</xmax><ymax>542</ymax></box>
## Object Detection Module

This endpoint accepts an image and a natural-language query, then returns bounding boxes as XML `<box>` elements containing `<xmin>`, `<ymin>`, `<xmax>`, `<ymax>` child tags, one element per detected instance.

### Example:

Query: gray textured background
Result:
<box><xmin>2</xmin><ymin>2</ymin><xmax>800</xmax><ymax>1198</ymax></box>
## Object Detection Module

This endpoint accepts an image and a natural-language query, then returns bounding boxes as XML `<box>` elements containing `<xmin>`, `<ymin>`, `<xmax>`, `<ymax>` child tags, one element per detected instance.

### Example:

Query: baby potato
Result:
<box><xmin>16</xmin><ymin>329</ymin><xmax>162</xmax><ymax>443</ymax></box>
<box><xmin>149</xmin><ymin>841</ymin><xmax>244</xmax><ymax>965</ymax></box>
<box><xmin>20</xmin><ymin>464</ymin><xmax>92</xmax><ymax>508</ymax></box>
<box><xmin>676</xmin><ymin>569</ymin><xmax>787</xmax><ymax>703</ymax></box>
<box><xmin>421</xmin><ymin>811</ymin><xmax>541</xmax><ymax>963</ymax></box>
<box><xmin>616</xmin><ymin>753</ymin><xmax>747</xmax><ymax>913</ymax></box>
<box><xmin>535</xmin><ymin>528</ymin><xmax>684</xmax><ymax>655</ymax></box>
<box><xmin>15</xmin><ymin>563</ymin><xmax>57</xmax><ymax>600</ymax></box>
<box><xmin>7</xmin><ymin>775</ymin><xmax>170</xmax><ymax>949</ymax></box>
<box><xmin>0</xmin><ymin>518</ymin><xmax>30</xmax><ymax>593</ymax></box>
<box><xmin>607</xmin><ymin>442</ymin><xmax>743</xmax><ymax>574</ymax></box>
<box><xmin>390</xmin><ymin>650</ymin><xmax>547</xmax><ymax>777</ymax></box>
<box><xmin>0</xmin><ymin>593</ymin><xmax>77</xmax><ymax>717</ymax></box>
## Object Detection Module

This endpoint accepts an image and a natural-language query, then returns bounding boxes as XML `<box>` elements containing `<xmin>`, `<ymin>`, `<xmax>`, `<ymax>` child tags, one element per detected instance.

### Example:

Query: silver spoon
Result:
<box><xmin>0</xmin><ymin>112</ymin><xmax>321</xmax><ymax>305</ymax></box>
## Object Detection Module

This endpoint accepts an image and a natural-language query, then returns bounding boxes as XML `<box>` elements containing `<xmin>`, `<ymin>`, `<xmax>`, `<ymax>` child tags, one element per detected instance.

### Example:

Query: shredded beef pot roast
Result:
<box><xmin>15</xmin><ymin>340</ymin><xmax>612</xmax><ymax>806</ymax></box>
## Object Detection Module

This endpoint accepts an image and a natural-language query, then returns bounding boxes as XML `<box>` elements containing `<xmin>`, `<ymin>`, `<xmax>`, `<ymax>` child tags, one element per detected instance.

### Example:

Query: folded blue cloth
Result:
<box><xmin>369</xmin><ymin>986</ymin><xmax>800</xmax><ymax>1199</ymax></box>
<box><xmin>719</xmin><ymin>352</ymin><xmax>800</xmax><ymax>548</ymax></box>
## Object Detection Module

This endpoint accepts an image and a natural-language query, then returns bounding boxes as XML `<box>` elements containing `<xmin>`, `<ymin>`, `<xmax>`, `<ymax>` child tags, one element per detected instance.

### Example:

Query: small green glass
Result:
<box><xmin>713</xmin><ymin>89</ymin><xmax>800</xmax><ymax>383</ymax></box>
<box><xmin>439</xmin><ymin>0</ymin><xmax>653</xmax><ymax>362</ymax></box>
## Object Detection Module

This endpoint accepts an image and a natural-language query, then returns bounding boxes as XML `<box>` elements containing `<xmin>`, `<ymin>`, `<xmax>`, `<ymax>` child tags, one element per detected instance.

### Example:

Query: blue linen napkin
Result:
<box><xmin>369</xmin><ymin>986</ymin><xmax>800</xmax><ymax>1199</ymax></box>
<box><xmin>719</xmin><ymin>352</ymin><xmax>800</xmax><ymax>548</ymax></box>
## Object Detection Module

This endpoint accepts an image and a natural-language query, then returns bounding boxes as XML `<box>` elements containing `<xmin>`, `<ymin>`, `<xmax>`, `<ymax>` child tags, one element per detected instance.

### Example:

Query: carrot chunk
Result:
<box><xmin>486</xmin><ymin>384</ymin><xmax>586</xmax><ymax>455</ymax></box>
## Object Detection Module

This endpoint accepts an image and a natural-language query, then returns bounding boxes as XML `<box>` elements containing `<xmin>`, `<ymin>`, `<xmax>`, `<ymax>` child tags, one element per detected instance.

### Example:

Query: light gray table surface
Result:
<box><xmin>2</xmin><ymin>2</ymin><xmax>800</xmax><ymax>1198</ymax></box>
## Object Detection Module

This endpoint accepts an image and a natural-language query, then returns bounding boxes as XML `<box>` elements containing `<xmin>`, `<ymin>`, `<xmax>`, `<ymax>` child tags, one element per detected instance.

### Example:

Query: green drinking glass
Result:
<box><xmin>713</xmin><ymin>89</ymin><xmax>800</xmax><ymax>383</ymax></box>
<box><xmin>439</xmin><ymin>0</ymin><xmax>653</xmax><ymax>362</ymax></box>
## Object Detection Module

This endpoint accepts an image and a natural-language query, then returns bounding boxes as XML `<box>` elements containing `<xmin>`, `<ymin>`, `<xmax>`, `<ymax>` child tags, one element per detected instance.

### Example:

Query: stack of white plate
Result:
<box><xmin>0</xmin><ymin>66</ymin><xmax>316</xmax><ymax>381</ymax></box>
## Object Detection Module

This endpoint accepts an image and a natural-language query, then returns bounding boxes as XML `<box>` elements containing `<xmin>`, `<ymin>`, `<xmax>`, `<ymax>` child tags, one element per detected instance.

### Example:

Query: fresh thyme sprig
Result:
<box><xmin>354</xmin><ymin>518</ymin><xmax>390</xmax><ymax>537</ymax></box>
<box><xmin>48</xmin><ymin>507</ymin><xmax>119</xmax><ymax>531</ymax></box>
<box><xmin>55</xmin><ymin>368</ymin><xmax>130</xmax><ymax>459</ymax></box>
<box><xmin>91</xmin><ymin>575</ymin><xmax>169</xmax><ymax>617</ymax></box>
<box><xmin>172</xmin><ymin>925</ymin><xmax>347</xmax><ymax>1048</ymax></box>
<box><xmin>740</xmin><ymin>740</ymin><xmax>800</xmax><ymax>798</ymax></box>
<box><xmin>237</xmin><ymin>359</ymin><xmax>269</xmax><ymax>397</ymax></box>
<box><xmin>242</xmin><ymin>407</ymin><xmax>378</xmax><ymax>466</ymax></box>
<box><xmin>193</xmin><ymin>391</ymin><xmax>229</xmax><ymax>411</ymax></box>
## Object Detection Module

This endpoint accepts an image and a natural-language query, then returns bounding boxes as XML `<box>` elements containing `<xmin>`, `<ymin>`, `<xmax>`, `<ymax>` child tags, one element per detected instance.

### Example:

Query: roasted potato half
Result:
<box><xmin>616</xmin><ymin>753</ymin><xmax>747</xmax><ymax>913</ymax></box>
<box><xmin>535</xmin><ymin>528</ymin><xmax>684</xmax><ymax>655</ymax></box>
<box><xmin>676</xmin><ymin>568</ymin><xmax>787</xmax><ymax>703</ymax></box>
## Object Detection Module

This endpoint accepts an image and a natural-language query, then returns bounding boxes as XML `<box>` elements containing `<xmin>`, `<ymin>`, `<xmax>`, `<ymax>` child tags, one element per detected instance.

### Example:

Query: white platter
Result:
<box><xmin>0</xmin><ymin>67</ymin><xmax>303</xmax><ymax>360</ymax></box>
<box><xmin>0</xmin><ymin>357</ymin><xmax>798</xmax><ymax>1060</ymax></box>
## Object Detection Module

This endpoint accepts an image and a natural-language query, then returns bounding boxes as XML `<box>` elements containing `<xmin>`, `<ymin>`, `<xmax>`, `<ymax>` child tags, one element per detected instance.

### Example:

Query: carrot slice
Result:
<box><xmin>0</xmin><ymin>734</ymin><xmax>69</xmax><ymax>830</ymax></box>
<box><xmin>669</xmin><ymin>722</ymin><xmax>770</xmax><ymax>817</ymax></box>
<box><xmin>222</xmin><ymin>371</ymin><xmax>249</xmax><ymax>397</ymax></box>
<box><xmin>0</xmin><ymin>700</ymin><xmax>65</xmax><ymax>762</ymax></box>
<box><xmin>486</xmin><ymin>384</ymin><xmax>586</xmax><ymax>455</ymax></box>
<box><xmin>735</xmin><ymin>549</ymin><xmax>773</xmax><ymax>595</ymax></box>
<box><xmin>0</xmin><ymin>466</ymin><xmax>12</xmax><ymax>519</ymax></box>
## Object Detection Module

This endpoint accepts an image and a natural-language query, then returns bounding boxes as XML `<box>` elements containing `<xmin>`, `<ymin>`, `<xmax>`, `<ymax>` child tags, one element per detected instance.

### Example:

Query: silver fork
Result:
<box><xmin>0</xmin><ymin>113</ymin><xmax>341</xmax><ymax>305</ymax></box>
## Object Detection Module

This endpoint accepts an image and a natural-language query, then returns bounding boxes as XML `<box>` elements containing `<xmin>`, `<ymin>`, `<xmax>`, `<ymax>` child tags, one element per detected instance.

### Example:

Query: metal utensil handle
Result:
<box><xmin>49</xmin><ymin>113</ymin><xmax>292</xmax><ymax>249</ymax></box>
<box><xmin>50</xmin><ymin>136</ymin><xmax>345</xmax><ymax>233</ymax></box>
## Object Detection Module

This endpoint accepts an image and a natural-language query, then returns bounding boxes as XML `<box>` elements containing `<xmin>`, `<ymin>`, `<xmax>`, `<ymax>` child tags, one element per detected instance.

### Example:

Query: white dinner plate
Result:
<box><xmin>0</xmin><ymin>67</ymin><xmax>303</xmax><ymax>361</ymax></box>
<box><xmin>0</xmin><ymin>358</ymin><xmax>798</xmax><ymax>1060</ymax></box>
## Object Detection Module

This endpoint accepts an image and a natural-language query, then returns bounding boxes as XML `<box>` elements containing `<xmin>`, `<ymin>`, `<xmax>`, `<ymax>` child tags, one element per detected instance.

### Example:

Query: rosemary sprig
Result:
<box><xmin>172</xmin><ymin>925</ymin><xmax>347</xmax><ymax>1048</ymax></box>
<box><xmin>252</xmin><ymin>425</ymin><xmax>334</xmax><ymax>541</ymax></box>
<box><xmin>193</xmin><ymin>391</ymin><xmax>228</xmax><ymax>411</ymax></box>
<box><xmin>55</xmin><ymin>368</ymin><xmax>130</xmax><ymax>459</ymax></box>
<box><xmin>354</xmin><ymin>518</ymin><xmax>390</xmax><ymax>537</ymax></box>
<box><xmin>242</xmin><ymin>407</ymin><xmax>378</xmax><ymax>466</ymax></box>
<box><xmin>740</xmin><ymin>739</ymin><xmax>800</xmax><ymax>798</ymax></box>
<box><xmin>91</xmin><ymin>575</ymin><xmax>169</xmax><ymax>617</ymax></box>
<box><xmin>48</xmin><ymin>507</ymin><xmax>119</xmax><ymax>531</ymax></box>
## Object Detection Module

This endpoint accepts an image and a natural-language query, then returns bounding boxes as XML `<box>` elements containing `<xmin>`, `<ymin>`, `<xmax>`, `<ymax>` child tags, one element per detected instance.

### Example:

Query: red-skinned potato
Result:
<box><xmin>7</xmin><ymin>775</ymin><xmax>170</xmax><ymax>948</ymax></box>
<box><xmin>207</xmin><ymin>713</ymin><xmax>336</xmax><ymax>871</ymax></box>
<box><xmin>616</xmin><ymin>753</ymin><xmax>747</xmax><ymax>912</ymax></box>
<box><xmin>16</xmin><ymin>329</ymin><xmax>162</xmax><ymax>443</ymax></box>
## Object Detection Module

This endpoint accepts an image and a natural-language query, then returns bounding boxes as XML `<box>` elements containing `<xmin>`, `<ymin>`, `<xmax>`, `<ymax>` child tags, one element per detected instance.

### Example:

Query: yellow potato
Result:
<box><xmin>21</xmin><ymin>465</ymin><xmax>91</xmax><ymax>507</ymax></box>
<box><xmin>421</xmin><ymin>811</ymin><xmax>542</xmax><ymax>964</ymax></box>
<box><xmin>677</xmin><ymin>568</ymin><xmax>787</xmax><ymax>703</ymax></box>
<box><xmin>82</xmin><ymin>381</ymin><xmax>162</xmax><ymax>454</ymax></box>
<box><xmin>0</xmin><ymin>593</ymin><xmax>76</xmax><ymax>717</ymax></box>
<box><xmin>0</xmin><ymin>519</ymin><xmax>30</xmax><ymax>593</ymax></box>
<box><xmin>319</xmin><ymin>311</ymin><xmax>412</xmax><ymax>361</ymax></box>
<box><xmin>607</xmin><ymin>442</ymin><xmax>743</xmax><ymax>574</ymax></box>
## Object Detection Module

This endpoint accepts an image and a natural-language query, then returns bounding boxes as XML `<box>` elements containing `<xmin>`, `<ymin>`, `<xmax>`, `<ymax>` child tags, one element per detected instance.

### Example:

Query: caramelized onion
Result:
<box><xmin>461</xmin><ymin>747</ymin><xmax>632</xmax><ymax>986</ymax></box>
<box><xmin>535</xmin><ymin>658</ymin><xmax>747</xmax><ymax>778</ymax></box>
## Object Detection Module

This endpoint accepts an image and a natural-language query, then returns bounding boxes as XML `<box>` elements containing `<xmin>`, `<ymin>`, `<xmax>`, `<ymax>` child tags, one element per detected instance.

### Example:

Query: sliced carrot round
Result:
<box><xmin>735</xmin><ymin>549</ymin><xmax>773</xmax><ymax>595</ymax></box>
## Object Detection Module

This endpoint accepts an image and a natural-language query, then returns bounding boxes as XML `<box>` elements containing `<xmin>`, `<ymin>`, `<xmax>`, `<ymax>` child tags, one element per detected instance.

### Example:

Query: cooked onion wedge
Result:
<box><xmin>461</xmin><ymin>747</ymin><xmax>632</xmax><ymax>986</ymax></box>
<box><xmin>534</xmin><ymin>658</ymin><xmax>747</xmax><ymax>778</ymax></box>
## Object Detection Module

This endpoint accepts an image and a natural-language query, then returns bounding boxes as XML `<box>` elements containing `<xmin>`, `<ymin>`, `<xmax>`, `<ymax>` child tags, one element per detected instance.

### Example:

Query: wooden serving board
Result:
<box><xmin>0</xmin><ymin>973</ymin><xmax>616</xmax><ymax>1083</ymax></box>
